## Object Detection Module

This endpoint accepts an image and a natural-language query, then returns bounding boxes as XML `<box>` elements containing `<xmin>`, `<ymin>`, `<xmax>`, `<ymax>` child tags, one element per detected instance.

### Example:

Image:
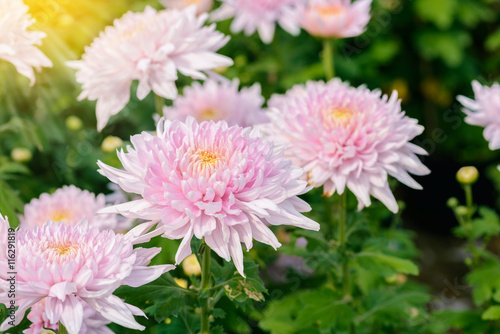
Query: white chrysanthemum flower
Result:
<box><xmin>68</xmin><ymin>6</ymin><xmax>232</xmax><ymax>131</ymax></box>
<box><xmin>211</xmin><ymin>0</ymin><xmax>306</xmax><ymax>44</ymax></box>
<box><xmin>0</xmin><ymin>0</ymin><xmax>52</xmax><ymax>85</ymax></box>
<box><xmin>161</xmin><ymin>0</ymin><xmax>213</xmax><ymax>15</ymax></box>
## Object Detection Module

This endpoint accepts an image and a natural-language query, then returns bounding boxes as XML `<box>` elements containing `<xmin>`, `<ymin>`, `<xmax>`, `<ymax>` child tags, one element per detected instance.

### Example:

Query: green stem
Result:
<box><xmin>200</xmin><ymin>243</ymin><xmax>211</xmax><ymax>334</ymax></box>
<box><xmin>59</xmin><ymin>323</ymin><xmax>68</xmax><ymax>334</ymax></box>
<box><xmin>322</xmin><ymin>39</ymin><xmax>335</xmax><ymax>80</ymax></box>
<box><xmin>463</xmin><ymin>184</ymin><xmax>479</xmax><ymax>265</ymax></box>
<box><xmin>154</xmin><ymin>94</ymin><xmax>164</xmax><ymax>118</ymax></box>
<box><xmin>338</xmin><ymin>191</ymin><xmax>350</xmax><ymax>298</ymax></box>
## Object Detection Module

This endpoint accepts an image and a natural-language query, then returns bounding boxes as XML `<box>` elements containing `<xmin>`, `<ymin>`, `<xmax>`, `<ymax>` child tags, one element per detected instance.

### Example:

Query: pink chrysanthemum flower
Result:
<box><xmin>0</xmin><ymin>218</ymin><xmax>173</xmax><ymax>333</ymax></box>
<box><xmin>298</xmin><ymin>0</ymin><xmax>372</xmax><ymax>38</ymax></box>
<box><xmin>458</xmin><ymin>81</ymin><xmax>500</xmax><ymax>150</ymax></box>
<box><xmin>97</xmin><ymin>117</ymin><xmax>320</xmax><ymax>276</ymax></box>
<box><xmin>211</xmin><ymin>0</ymin><xmax>305</xmax><ymax>44</ymax></box>
<box><xmin>20</xmin><ymin>185</ymin><xmax>120</xmax><ymax>231</ymax></box>
<box><xmin>163</xmin><ymin>79</ymin><xmax>269</xmax><ymax>127</ymax></box>
<box><xmin>161</xmin><ymin>0</ymin><xmax>213</xmax><ymax>15</ymax></box>
<box><xmin>265</xmin><ymin>79</ymin><xmax>430</xmax><ymax>213</ymax></box>
<box><xmin>68</xmin><ymin>6</ymin><xmax>232</xmax><ymax>131</ymax></box>
<box><xmin>0</xmin><ymin>0</ymin><xmax>52</xmax><ymax>85</ymax></box>
<box><xmin>0</xmin><ymin>215</ymin><xmax>9</xmax><ymax>281</ymax></box>
<box><xmin>25</xmin><ymin>297</ymin><xmax>112</xmax><ymax>334</ymax></box>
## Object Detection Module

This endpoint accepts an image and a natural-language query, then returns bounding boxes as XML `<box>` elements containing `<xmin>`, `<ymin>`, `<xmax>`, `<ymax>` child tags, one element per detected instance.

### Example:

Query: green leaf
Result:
<box><xmin>414</xmin><ymin>0</ymin><xmax>457</xmax><ymax>29</ymax></box>
<box><xmin>115</xmin><ymin>274</ymin><xmax>192</xmax><ymax>322</ymax></box>
<box><xmin>0</xmin><ymin>180</ymin><xmax>24</xmax><ymax>227</ymax></box>
<box><xmin>482</xmin><ymin>305</ymin><xmax>500</xmax><ymax>320</ymax></box>
<box><xmin>356</xmin><ymin>252</ymin><xmax>419</xmax><ymax>275</ymax></box>
<box><xmin>466</xmin><ymin>260</ymin><xmax>500</xmax><ymax>305</ymax></box>
<box><xmin>223</xmin><ymin>259</ymin><xmax>267</xmax><ymax>303</ymax></box>
<box><xmin>486</xmin><ymin>28</ymin><xmax>500</xmax><ymax>51</ymax></box>
<box><xmin>415</xmin><ymin>30</ymin><xmax>471</xmax><ymax>67</ymax></box>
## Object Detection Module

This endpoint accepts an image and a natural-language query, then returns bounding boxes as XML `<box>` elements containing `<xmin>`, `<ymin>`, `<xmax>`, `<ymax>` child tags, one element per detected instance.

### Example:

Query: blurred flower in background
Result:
<box><xmin>163</xmin><ymin>79</ymin><xmax>268</xmax><ymax>126</ymax></box>
<box><xmin>161</xmin><ymin>0</ymin><xmax>213</xmax><ymax>15</ymax></box>
<box><xmin>298</xmin><ymin>0</ymin><xmax>372</xmax><ymax>38</ymax></box>
<box><xmin>458</xmin><ymin>80</ymin><xmax>500</xmax><ymax>151</ymax></box>
<box><xmin>68</xmin><ymin>6</ymin><xmax>233</xmax><ymax>131</ymax></box>
<box><xmin>211</xmin><ymin>0</ymin><xmax>305</xmax><ymax>44</ymax></box>
<box><xmin>266</xmin><ymin>79</ymin><xmax>430</xmax><ymax>213</ymax></box>
<box><xmin>20</xmin><ymin>185</ymin><xmax>120</xmax><ymax>231</ymax></box>
<box><xmin>0</xmin><ymin>0</ymin><xmax>52</xmax><ymax>86</ymax></box>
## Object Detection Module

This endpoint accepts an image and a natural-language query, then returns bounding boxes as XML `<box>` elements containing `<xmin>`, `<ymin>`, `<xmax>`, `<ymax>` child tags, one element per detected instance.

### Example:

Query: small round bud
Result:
<box><xmin>11</xmin><ymin>148</ymin><xmax>32</xmax><ymax>163</ymax></box>
<box><xmin>174</xmin><ymin>277</ymin><xmax>188</xmax><ymax>289</ymax></box>
<box><xmin>165</xmin><ymin>318</ymin><xmax>172</xmax><ymax>325</ymax></box>
<box><xmin>456</xmin><ymin>166</ymin><xmax>479</xmax><ymax>185</ymax></box>
<box><xmin>447</xmin><ymin>197</ymin><xmax>459</xmax><ymax>208</ymax></box>
<box><xmin>455</xmin><ymin>206</ymin><xmax>468</xmax><ymax>217</ymax></box>
<box><xmin>101</xmin><ymin>136</ymin><xmax>123</xmax><ymax>153</ymax></box>
<box><xmin>182</xmin><ymin>254</ymin><xmax>201</xmax><ymax>276</ymax></box>
<box><xmin>66</xmin><ymin>115</ymin><xmax>83</xmax><ymax>131</ymax></box>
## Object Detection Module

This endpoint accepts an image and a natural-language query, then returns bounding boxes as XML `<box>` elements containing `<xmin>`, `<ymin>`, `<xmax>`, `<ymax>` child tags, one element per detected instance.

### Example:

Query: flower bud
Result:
<box><xmin>11</xmin><ymin>147</ymin><xmax>32</xmax><ymax>162</ymax></box>
<box><xmin>456</xmin><ymin>166</ymin><xmax>479</xmax><ymax>185</ymax></box>
<box><xmin>447</xmin><ymin>197</ymin><xmax>459</xmax><ymax>208</ymax></box>
<box><xmin>174</xmin><ymin>277</ymin><xmax>188</xmax><ymax>289</ymax></box>
<box><xmin>182</xmin><ymin>254</ymin><xmax>201</xmax><ymax>276</ymax></box>
<box><xmin>101</xmin><ymin>136</ymin><xmax>123</xmax><ymax>153</ymax></box>
<box><xmin>66</xmin><ymin>115</ymin><xmax>83</xmax><ymax>131</ymax></box>
<box><xmin>455</xmin><ymin>206</ymin><xmax>468</xmax><ymax>217</ymax></box>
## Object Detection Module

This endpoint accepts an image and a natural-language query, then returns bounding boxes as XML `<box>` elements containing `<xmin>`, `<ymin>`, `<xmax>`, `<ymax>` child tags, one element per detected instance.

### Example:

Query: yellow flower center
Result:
<box><xmin>324</xmin><ymin>107</ymin><xmax>354</xmax><ymax>127</ymax></box>
<box><xmin>50</xmin><ymin>210</ymin><xmax>72</xmax><ymax>223</ymax></box>
<box><xmin>197</xmin><ymin>150</ymin><xmax>221</xmax><ymax>165</ymax></box>
<box><xmin>190</xmin><ymin>149</ymin><xmax>225</xmax><ymax>177</ymax></box>
<box><xmin>45</xmin><ymin>242</ymin><xmax>78</xmax><ymax>256</ymax></box>
<box><xmin>199</xmin><ymin>109</ymin><xmax>218</xmax><ymax>121</ymax></box>
<box><xmin>316</xmin><ymin>4</ymin><xmax>344</xmax><ymax>17</ymax></box>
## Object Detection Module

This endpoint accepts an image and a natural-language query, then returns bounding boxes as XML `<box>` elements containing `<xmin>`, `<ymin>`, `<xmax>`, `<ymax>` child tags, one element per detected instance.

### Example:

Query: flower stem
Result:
<box><xmin>154</xmin><ymin>94</ymin><xmax>164</xmax><ymax>118</ymax></box>
<box><xmin>200</xmin><ymin>243</ymin><xmax>211</xmax><ymax>334</ymax></box>
<box><xmin>338</xmin><ymin>191</ymin><xmax>350</xmax><ymax>298</ymax></box>
<box><xmin>463</xmin><ymin>184</ymin><xmax>479</xmax><ymax>266</ymax></box>
<box><xmin>59</xmin><ymin>323</ymin><xmax>68</xmax><ymax>334</ymax></box>
<box><xmin>322</xmin><ymin>39</ymin><xmax>335</xmax><ymax>80</ymax></box>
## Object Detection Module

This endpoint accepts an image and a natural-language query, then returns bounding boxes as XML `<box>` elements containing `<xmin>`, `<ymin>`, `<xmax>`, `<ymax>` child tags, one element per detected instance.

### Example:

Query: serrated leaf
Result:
<box><xmin>414</xmin><ymin>0</ymin><xmax>457</xmax><ymax>29</ymax></box>
<box><xmin>482</xmin><ymin>305</ymin><xmax>500</xmax><ymax>320</ymax></box>
<box><xmin>356</xmin><ymin>252</ymin><xmax>419</xmax><ymax>275</ymax></box>
<box><xmin>415</xmin><ymin>31</ymin><xmax>471</xmax><ymax>67</ymax></box>
<box><xmin>212</xmin><ymin>308</ymin><xmax>226</xmax><ymax>319</ymax></box>
<box><xmin>223</xmin><ymin>259</ymin><xmax>267</xmax><ymax>303</ymax></box>
<box><xmin>466</xmin><ymin>260</ymin><xmax>500</xmax><ymax>305</ymax></box>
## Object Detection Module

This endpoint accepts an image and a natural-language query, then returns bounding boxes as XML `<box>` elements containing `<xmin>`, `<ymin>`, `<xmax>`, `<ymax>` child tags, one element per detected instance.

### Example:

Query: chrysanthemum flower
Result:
<box><xmin>265</xmin><ymin>79</ymin><xmax>429</xmax><ymax>213</ymax></box>
<box><xmin>0</xmin><ymin>0</ymin><xmax>52</xmax><ymax>85</ymax></box>
<box><xmin>20</xmin><ymin>185</ymin><xmax>120</xmax><ymax>231</ymax></box>
<box><xmin>25</xmin><ymin>297</ymin><xmax>112</xmax><ymax>334</ymax></box>
<box><xmin>97</xmin><ymin>118</ymin><xmax>320</xmax><ymax>276</ymax></box>
<box><xmin>0</xmin><ymin>218</ymin><xmax>174</xmax><ymax>333</ymax></box>
<box><xmin>0</xmin><ymin>215</ymin><xmax>9</xmax><ymax>281</ymax></box>
<box><xmin>211</xmin><ymin>0</ymin><xmax>305</xmax><ymax>44</ymax></box>
<box><xmin>298</xmin><ymin>0</ymin><xmax>372</xmax><ymax>38</ymax></box>
<box><xmin>458</xmin><ymin>80</ymin><xmax>500</xmax><ymax>150</ymax></box>
<box><xmin>163</xmin><ymin>79</ymin><xmax>268</xmax><ymax>127</ymax></box>
<box><xmin>68</xmin><ymin>6</ymin><xmax>232</xmax><ymax>131</ymax></box>
<box><xmin>161</xmin><ymin>0</ymin><xmax>213</xmax><ymax>15</ymax></box>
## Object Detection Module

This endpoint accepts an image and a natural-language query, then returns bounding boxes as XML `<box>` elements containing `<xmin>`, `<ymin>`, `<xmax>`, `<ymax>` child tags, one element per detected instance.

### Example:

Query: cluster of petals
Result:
<box><xmin>161</xmin><ymin>0</ymin><xmax>213</xmax><ymax>15</ymax></box>
<box><xmin>0</xmin><ymin>0</ymin><xmax>52</xmax><ymax>85</ymax></box>
<box><xmin>25</xmin><ymin>297</ymin><xmax>112</xmax><ymax>334</ymax></box>
<box><xmin>98</xmin><ymin>117</ymin><xmax>320</xmax><ymax>276</ymax></box>
<box><xmin>0</xmin><ymin>218</ymin><xmax>174</xmax><ymax>333</ymax></box>
<box><xmin>163</xmin><ymin>78</ymin><xmax>269</xmax><ymax>127</ymax></box>
<box><xmin>0</xmin><ymin>215</ymin><xmax>9</xmax><ymax>281</ymax></box>
<box><xmin>68</xmin><ymin>6</ymin><xmax>232</xmax><ymax>131</ymax></box>
<box><xmin>458</xmin><ymin>80</ymin><xmax>500</xmax><ymax>151</ymax></box>
<box><xmin>211</xmin><ymin>0</ymin><xmax>306</xmax><ymax>44</ymax></box>
<box><xmin>20</xmin><ymin>185</ymin><xmax>119</xmax><ymax>231</ymax></box>
<box><xmin>298</xmin><ymin>0</ymin><xmax>372</xmax><ymax>38</ymax></box>
<box><xmin>265</xmin><ymin>79</ymin><xmax>430</xmax><ymax>213</ymax></box>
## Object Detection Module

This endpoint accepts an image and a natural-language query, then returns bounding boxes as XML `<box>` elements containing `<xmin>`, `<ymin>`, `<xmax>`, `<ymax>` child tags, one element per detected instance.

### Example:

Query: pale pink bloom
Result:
<box><xmin>25</xmin><ymin>297</ymin><xmax>113</xmax><ymax>334</ymax></box>
<box><xmin>265</xmin><ymin>79</ymin><xmax>429</xmax><ymax>213</ymax></box>
<box><xmin>0</xmin><ymin>218</ymin><xmax>174</xmax><ymax>333</ymax></box>
<box><xmin>0</xmin><ymin>215</ymin><xmax>9</xmax><ymax>281</ymax></box>
<box><xmin>97</xmin><ymin>118</ymin><xmax>320</xmax><ymax>276</ymax></box>
<box><xmin>161</xmin><ymin>0</ymin><xmax>213</xmax><ymax>15</ymax></box>
<box><xmin>68</xmin><ymin>6</ymin><xmax>232</xmax><ymax>131</ymax></box>
<box><xmin>211</xmin><ymin>0</ymin><xmax>305</xmax><ymax>44</ymax></box>
<box><xmin>0</xmin><ymin>0</ymin><xmax>52</xmax><ymax>85</ymax></box>
<box><xmin>163</xmin><ymin>79</ymin><xmax>268</xmax><ymax>127</ymax></box>
<box><xmin>20</xmin><ymin>185</ymin><xmax>120</xmax><ymax>231</ymax></box>
<box><xmin>298</xmin><ymin>0</ymin><xmax>371</xmax><ymax>38</ymax></box>
<box><xmin>458</xmin><ymin>81</ymin><xmax>500</xmax><ymax>151</ymax></box>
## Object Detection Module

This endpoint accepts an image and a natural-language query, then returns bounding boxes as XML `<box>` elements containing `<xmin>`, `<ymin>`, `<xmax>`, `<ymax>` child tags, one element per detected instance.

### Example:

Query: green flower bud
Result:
<box><xmin>455</xmin><ymin>206</ymin><xmax>468</xmax><ymax>217</ymax></box>
<box><xmin>456</xmin><ymin>166</ymin><xmax>479</xmax><ymax>185</ymax></box>
<box><xmin>447</xmin><ymin>197</ymin><xmax>459</xmax><ymax>208</ymax></box>
<box><xmin>66</xmin><ymin>115</ymin><xmax>83</xmax><ymax>131</ymax></box>
<box><xmin>11</xmin><ymin>148</ymin><xmax>32</xmax><ymax>163</ymax></box>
